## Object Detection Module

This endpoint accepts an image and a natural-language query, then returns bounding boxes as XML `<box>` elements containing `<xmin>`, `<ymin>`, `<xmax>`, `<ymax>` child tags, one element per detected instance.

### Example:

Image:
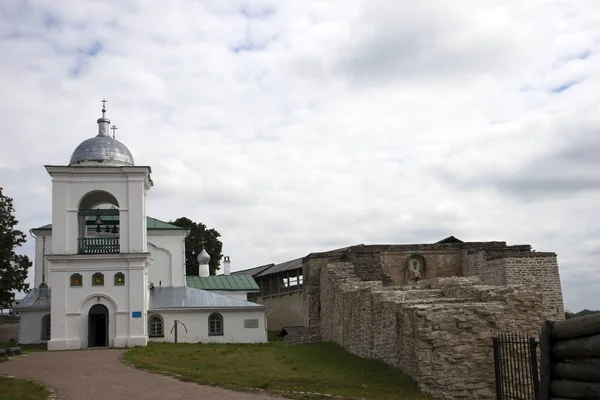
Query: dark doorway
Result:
<box><xmin>88</xmin><ymin>304</ymin><xmax>109</xmax><ymax>347</ymax></box>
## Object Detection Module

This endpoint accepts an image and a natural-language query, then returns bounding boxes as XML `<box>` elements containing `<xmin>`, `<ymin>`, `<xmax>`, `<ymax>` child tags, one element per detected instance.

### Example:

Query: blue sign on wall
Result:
<box><xmin>132</xmin><ymin>311</ymin><xmax>142</xmax><ymax>318</ymax></box>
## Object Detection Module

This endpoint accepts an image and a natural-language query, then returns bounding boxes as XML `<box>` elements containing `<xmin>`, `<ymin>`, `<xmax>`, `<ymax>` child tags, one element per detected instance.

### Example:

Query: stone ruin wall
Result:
<box><xmin>319</xmin><ymin>262</ymin><xmax>547</xmax><ymax>400</ymax></box>
<box><xmin>461</xmin><ymin>247</ymin><xmax>565</xmax><ymax>321</ymax></box>
<box><xmin>303</xmin><ymin>242</ymin><xmax>564</xmax><ymax>330</ymax></box>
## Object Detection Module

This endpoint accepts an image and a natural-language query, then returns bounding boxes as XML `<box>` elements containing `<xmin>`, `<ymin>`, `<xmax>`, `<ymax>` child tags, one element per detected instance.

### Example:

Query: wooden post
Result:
<box><xmin>552</xmin><ymin>313</ymin><xmax>600</xmax><ymax>340</ymax></box>
<box><xmin>551</xmin><ymin>380</ymin><xmax>600</xmax><ymax>398</ymax></box>
<box><xmin>174</xmin><ymin>320</ymin><xmax>178</xmax><ymax>344</ymax></box>
<box><xmin>540</xmin><ymin>320</ymin><xmax>553</xmax><ymax>400</ymax></box>
<box><xmin>552</xmin><ymin>334</ymin><xmax>600</xmax><ymax>360</ymax></box>
<box><xmin>553</xmin><ymin>361</ymin><xmax>600</xmax><ymax>382</ymax></box>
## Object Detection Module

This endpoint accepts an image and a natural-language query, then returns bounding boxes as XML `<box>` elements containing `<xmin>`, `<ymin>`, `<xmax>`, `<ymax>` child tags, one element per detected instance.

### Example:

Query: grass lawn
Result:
<box><xmin>0</xmin><ymin>376</ymin><xmax>49</xmax><ymax>400</ymax></box>
<box><xmin>123</xmin><ymin>338</ymin><xmax>432</xmax><ymax>400</ymax></box>
<box><xmin>0</xmin><ymin>343</ymin><xmax>46</xmax><ymax>364</ymax></box>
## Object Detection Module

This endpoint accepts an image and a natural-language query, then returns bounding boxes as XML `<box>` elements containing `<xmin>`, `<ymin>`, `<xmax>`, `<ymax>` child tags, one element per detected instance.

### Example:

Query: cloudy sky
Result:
<box><xmin>1</xmin><ymin>0</ymin><xmax>599</xmax><ymax>312</ymax></box>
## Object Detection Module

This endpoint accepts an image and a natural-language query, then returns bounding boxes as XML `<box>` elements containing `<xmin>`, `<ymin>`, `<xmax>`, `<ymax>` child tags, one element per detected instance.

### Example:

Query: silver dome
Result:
<box><xmin>69</xmin><ymin>114</ymin><xmax>135</xmax><ymax>166</ymax></box>
<box><xmin>197</xmin><ymin>249</ymin><xmax>211</xmax><ymax>264</ymax></box>
<box><xmin>69</xmin><ymin>136</ymin><xmax>134</xmax><ymax>166</ymax></box>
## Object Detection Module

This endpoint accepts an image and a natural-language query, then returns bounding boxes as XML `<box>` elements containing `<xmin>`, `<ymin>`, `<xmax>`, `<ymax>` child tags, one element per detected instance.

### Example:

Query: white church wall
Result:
<box><xmin>18</xmin><ymin>310</ymin><xmax>50</xmax><ymax>344</ymax></box>
<box><xmin>147</xmin><ymin>242</ymin><xmax>173</xmax><ymax>287</ymax></box>
<box><xmin>46</xmin><ymin>167</ymin><xmax>150</xmax><ymax>255</ymax></box>
<box><xmin>147</xmin><ymin>232</ymin><xmax>186</xmax><ymax>286</ymax></box>
<box><xmin>33</xmin><ymin>233</ymin><xmax>52</xmax><ymax>288</ymax></box>
<box><xmin>47</xmin><ymin>257</ymin><xmax>148</xmax><ymax>350</ymax></box>
<box><xmin>148</xmin><ymin>309</ymin><xmax>267</xmax><ymax>344</ymax></box>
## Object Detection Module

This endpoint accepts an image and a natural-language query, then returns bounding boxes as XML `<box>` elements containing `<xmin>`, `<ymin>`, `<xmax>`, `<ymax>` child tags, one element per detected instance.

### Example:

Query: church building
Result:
<box><xmin>15</xmin><ymin>102</ymin><xmax>268</xmax><ymax>349</ymax></box>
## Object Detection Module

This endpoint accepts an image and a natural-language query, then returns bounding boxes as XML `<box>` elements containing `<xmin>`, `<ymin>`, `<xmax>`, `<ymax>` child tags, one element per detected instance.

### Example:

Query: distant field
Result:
<box><xmin>124</xmin><ymin>339</ymin><xmax>432</xmax><ymax>400</ymax></box>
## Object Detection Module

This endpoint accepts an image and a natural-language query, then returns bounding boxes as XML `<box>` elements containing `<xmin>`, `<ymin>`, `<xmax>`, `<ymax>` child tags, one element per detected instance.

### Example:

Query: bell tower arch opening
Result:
<box><xmin>77</xmin><ymin>190</ymin><xmax>121</xmax><ymax>254</ymax></box>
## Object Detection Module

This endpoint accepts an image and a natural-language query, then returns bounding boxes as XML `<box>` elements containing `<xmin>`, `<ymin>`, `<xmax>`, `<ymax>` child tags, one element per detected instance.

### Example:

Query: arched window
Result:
<box><xmin>70</xmin><ymin>273</ymin><xmax>83</xmax><ymax>287</ymax></box>
<box><xmin>41</xmin><ymin>314</ymin><xmax>51</xmax><ymax>340</ymax></box>
<box><xmin>148</xmin><ymin>314</ymin><xmax>164</xmax><ymax>338</ymax></box>
<box><xmin>208</xmin><ymin>313</ymin><xmax>223</xmax><ymax>336</ymax></box>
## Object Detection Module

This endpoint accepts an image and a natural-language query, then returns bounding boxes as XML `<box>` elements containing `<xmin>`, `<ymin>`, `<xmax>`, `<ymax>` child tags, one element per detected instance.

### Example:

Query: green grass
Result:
<box><xmin>123</xmin><ymin>340</ymin><xmax>432</xmax><ymax>400</ymax></box>
<box><xmin>0</xmin><ymin>343</ymin><xmax>46</xmax><ymax>363</ymax></box>
<box><xmin>0</xmin><ymin>376</ymin><xmax>49</xmax><ymax>400</ymax></box>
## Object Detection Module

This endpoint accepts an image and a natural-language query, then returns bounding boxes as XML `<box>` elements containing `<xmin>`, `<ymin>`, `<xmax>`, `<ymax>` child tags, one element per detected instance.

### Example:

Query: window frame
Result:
<box><xmin>41</xmin><ymin>314</ymin><xmax>51</xmax><ymax>341</ymax></box>
<box><xmin>92</xmin><ymin>272</ymin><xmax>104</xmax><ymax>286</ymax></box>
<box><xmin>148</xmin><ymin>314</ymin><xmax>164</xmax><ymax>338</ymax></box>
<box><xmin>70</xmin><ymin>273</ymin><xmax>83</xmax><ymax>287</ymax></box>
<box><xmin>208</xmin><ymin>313</ymin><xmax>224</xmax><ymax>336</ymax></box>
<box><xmin>114</xmin><ymin>272</ymin><xmax>125</xmax><ymax>286</ymax></box>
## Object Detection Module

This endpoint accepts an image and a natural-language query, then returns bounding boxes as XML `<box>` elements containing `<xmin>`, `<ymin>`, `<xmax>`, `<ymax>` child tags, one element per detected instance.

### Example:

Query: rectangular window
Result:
<box><xmin>244</xmin><ymin>319</ymin><xmax>259</xmax><ymax>328</ymax></box>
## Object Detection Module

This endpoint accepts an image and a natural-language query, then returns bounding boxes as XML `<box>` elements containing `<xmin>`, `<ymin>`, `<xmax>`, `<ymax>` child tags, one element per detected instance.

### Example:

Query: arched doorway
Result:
<box><xmin>88</xmin><ymin>304</ymin><xmax>109</xmax><ymax>347</ymax></box>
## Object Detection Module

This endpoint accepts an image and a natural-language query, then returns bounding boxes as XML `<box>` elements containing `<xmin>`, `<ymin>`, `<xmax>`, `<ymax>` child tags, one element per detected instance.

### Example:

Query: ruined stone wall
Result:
<box><xmin>380</xmin><ymin>249</ymin><xmax>462</xmax><ymax>286</ymax></box>
<box><xmin>0</xmin><ymin>322</ymin><xmax>18</xmax><ymax>342</ymax></box>
<box><xmin>461</xmin><ymin>249</ymin><xmax>564</xmax><ymax>321</ymax></box>
<box><xmin>255</xmin><ymin>292</ymin><xmax>304</xmax><ymax>332</ymax></box>
<box><xmin>461</xmin><ymin>249</ymin><xmax>506</xmax><ymax>286</ymax></box>
<box><xmin>319</xmin><ymin>262</ymin><xmax>546</xmax><ymax>400</ymax></box>
<box><xmin>282</xmin><ymin>327</ymin><xmax>321</xmax><ymax>346</ymax></box>
<box><xmin>503</xmin><ymin>254</ymin><xmax>564</xmax><ymax>321</ymax></box>
<box><xmin>303</xmin><ymin>257</ymin><xmax>333</xmax><ymax>328</ymax></box>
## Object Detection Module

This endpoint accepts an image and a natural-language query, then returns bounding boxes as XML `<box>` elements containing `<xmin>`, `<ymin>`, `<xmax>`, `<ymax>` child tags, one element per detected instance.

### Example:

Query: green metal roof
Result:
<box><xmin>33</xmin><ymin>217</ymin><xmax>186</xmax><ymax>231</ymax></box>
<box><xmin>186</xmin><ymin>275</ymin><xmax>260</xmax><ymax>291</ymax></box>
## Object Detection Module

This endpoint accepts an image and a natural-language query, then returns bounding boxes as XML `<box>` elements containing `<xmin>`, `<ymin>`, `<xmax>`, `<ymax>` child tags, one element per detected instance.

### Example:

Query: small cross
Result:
<box><xmin>111</xmin><ymin>125</ymin><xmax>118</xmax><ymax>138</ymax></box>
<box><xmin>199</xmin><ymin>237</ymin><xmax>206</xmax><ymax>247</ymax></box>
<box><xmin>101</xmin><ymin>98</ymin><xmax>107</xmax><ymax>118</ymax></box>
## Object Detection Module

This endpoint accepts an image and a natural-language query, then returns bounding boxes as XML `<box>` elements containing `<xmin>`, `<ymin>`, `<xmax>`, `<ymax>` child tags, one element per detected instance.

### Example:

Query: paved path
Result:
<box><xmin>0</xmin><ymin>350</ymin><xmax>285</xmax><ymax>400</ymax></box>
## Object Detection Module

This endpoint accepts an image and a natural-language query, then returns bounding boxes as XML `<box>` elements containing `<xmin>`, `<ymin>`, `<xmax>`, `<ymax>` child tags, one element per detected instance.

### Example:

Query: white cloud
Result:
<box><xmin>1</xmin><ymin>0</ymin><xmax>600</xmax><ymax>311</ymax></box>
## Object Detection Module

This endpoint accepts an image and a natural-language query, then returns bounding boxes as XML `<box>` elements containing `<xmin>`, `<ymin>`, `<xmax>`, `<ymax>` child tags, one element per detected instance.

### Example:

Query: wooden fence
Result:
<box><xmin>540</xmin><ymin>313</ymin><xmax>600</xmax><ymax>400</ymax></box>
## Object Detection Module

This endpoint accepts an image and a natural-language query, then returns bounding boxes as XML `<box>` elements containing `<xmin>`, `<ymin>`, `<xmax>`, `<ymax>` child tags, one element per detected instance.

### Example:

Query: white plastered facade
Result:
<box><xmin>18</xmin><ymin>130</ymin><xmax>267</xmax><ymax>348</ymax></box>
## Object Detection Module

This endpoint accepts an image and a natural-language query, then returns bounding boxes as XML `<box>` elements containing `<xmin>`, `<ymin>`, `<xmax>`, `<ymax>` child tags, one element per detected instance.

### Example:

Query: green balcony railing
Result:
<box><xmin>77</xmin><ymin>237</ymin><xmax>120</xmax><ymax>254</ymax></box>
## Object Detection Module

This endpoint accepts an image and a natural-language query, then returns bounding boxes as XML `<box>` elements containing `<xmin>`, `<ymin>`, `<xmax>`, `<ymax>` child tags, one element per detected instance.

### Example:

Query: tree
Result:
<box><xmin>566</xmin><ymin>309</ymin><xmax>600</xmax><ymax>319</ymax></box>
<box><xmin>0</xmin><ymin>187</ymin><xmax>32</xmax><ymax>310</ymax></box>
<box><xmin>170</xmin><ymin>217</ymin><xmax>223</xmax><ymax>276</ymax></box>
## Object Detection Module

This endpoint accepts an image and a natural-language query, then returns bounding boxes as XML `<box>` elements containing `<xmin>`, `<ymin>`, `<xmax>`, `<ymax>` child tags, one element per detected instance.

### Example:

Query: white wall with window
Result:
<box><xmin>148</xmin><ymin>310</ymin><xmax>267</xmax><ymax>343</ymax></box>
<box><xmin>18</xmin><ymin>311</ymin><xmax>51</xmax><ymax>344</ymax></box>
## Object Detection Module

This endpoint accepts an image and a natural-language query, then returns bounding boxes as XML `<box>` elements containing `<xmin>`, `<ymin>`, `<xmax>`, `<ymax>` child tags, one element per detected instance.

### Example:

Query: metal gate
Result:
<box><xmin>492</xmin><ymin>333</ymin><xmax>540</xmax><ymax>400</ymax></box>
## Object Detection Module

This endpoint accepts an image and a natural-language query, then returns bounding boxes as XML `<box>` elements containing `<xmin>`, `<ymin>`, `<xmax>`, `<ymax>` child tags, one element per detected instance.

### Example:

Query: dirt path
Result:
<box><xmin>0</xmin><ymin>350</ymin><xmax>285</xmax><ymax>400</ymax></box>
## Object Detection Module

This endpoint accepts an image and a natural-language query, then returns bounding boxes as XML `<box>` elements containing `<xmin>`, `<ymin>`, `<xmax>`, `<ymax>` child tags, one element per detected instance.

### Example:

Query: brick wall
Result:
<box><xmin>461</xmin><ymin>248</ymin><xmax>565</xmax><ymax>321</ymax></box>
<box><xmin>503</xmin><ymin>254</ymin><xmax>564</xmax><ymax>320</ymax></box>
<box><xmin>380</xmin><ymin>249</ymin><xmax>462</xmax><ymax>285</ymax></box>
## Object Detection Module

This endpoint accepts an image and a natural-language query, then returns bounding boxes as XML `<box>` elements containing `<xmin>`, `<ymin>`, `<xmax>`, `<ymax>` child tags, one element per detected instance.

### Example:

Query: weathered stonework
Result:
<box><xmin>245</xmin><ymin>239</ymin><xmax>564</xmax><ymax>399</ymax></box>
<box><xmin>303</xmin><ymin>242</ymin><xmax>564</xmax><ymax>329</ymax></box>
<box><xmin>319</xmin><ymin>263</ymin><xmax>546</xmax><ymax>400</ymax></box>
<box><xmin>282</xmin><ymin>327</ymin><xmax>321</xmax><ymax>346</ymax></box>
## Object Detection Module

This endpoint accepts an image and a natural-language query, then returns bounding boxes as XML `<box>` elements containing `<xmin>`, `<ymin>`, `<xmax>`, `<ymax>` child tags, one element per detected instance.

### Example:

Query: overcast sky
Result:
<box><xmin>1</xmin><ymin>0</ymin><xmax>599</xmax><ymax>312</ymax></box>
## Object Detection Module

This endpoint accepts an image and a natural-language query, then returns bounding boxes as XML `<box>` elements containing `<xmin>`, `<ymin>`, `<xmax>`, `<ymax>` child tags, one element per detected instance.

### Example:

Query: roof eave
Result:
<box><xmin>14</xmin><ymin>306</ymin><xmax>51</xmax><ymax>312</ymax></box>
<box><xmin>149</xmin><ymin>306</ymin><xmax>268</xmax><ymax>312</ymax></box>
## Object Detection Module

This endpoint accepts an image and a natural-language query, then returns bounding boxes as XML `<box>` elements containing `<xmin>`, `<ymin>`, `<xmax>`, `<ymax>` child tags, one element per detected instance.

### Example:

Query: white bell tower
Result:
<box><xmin>45</xmin><ymin>100</ymin><xmax>153</xmax><ymax>351</ymax></box>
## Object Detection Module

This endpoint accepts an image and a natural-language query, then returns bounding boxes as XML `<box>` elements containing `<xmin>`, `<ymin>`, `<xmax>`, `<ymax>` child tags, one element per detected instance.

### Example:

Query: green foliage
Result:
<box><xmin>0</xmin><ymin>376</ymin><xmax>49</xmax><ymax>400</ymax></box>
<box><xmin>0</xmin><ymin>188</ymin><xmax>31</xmax><ymax>310</ymax></box>
<box><xmin>169</xmin><ymin>217</ymin><xmax>223</xmax><ymax>276</ymax></box>
<box><xmin>565</xmin><ymin>309</ymin><xmax>600</xmax><ymax>319</ymax></box>
<box><xmin>123</xmin><ymin>341</ymin><xmax>432</xmax><ymax>400</ymax></box>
